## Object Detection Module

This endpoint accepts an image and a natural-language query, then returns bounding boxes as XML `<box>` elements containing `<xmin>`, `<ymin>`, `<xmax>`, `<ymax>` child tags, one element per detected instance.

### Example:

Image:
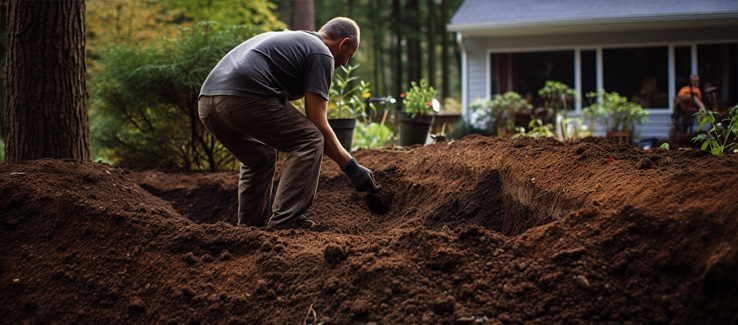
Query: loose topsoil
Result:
<box><xmin>1</xmin><ymin>135</ymin><xmax>737</xmax><ymax>324</ymax></box>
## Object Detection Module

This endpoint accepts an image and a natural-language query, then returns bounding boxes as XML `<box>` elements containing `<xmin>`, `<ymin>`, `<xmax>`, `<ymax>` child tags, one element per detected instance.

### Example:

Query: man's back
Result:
<box><xmin>200</xmin><ymin>30</ymin><xmax>334</xmax><ymax>101</ymax></box>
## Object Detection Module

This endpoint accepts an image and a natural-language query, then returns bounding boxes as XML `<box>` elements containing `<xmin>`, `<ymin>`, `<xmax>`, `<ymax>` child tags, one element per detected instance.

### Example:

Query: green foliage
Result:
<box><xmin>403</xmin><ymin>80</ymin><xmax>438</xmax><ymax>118</ymax></box>
<box><xmin>538</xmin><ymin>80</ymin><xmax>576</xmax><ymax>116</ymax></box>
<box><xmin>0</xmin><ymin>138</ymin><xmax>5</xmax><ymax>163</ymax></box>
<box><xmin>659</xmin><ymin>143</ymin><xmax>670</xmax><ymax>150</ymax></box>
<box><xmin>352</xmin><ymin>122</ymin><xmax>393</xmax><ymax>151</ymax></box>
<box><xmin>90</xmin><ymin>23</ymin><xmax>265</xmax><ymax>170</ymax></box>
<box><xmin>692</xmin><ymin>106</ymin><xmax>738</xmax><ymax>156</ymax></box>
<box><xmin>163</xmin><ymin>0</ymin><xmax>284</xmax><ymax>29</ymax></box>
<box><xmin>583</xmin><ymin>89</ymin><xmax>649</xmax><ymax>133</ymax></box>
<box><xmin>328</xmin><ymin>64</ymin><xmax>373</xmax><ymax>121</ymax></box>
<box><xmin>514</xmin><ymin>119</ymin><xmax>555</xmax><ymax>138</ymax></box>
<box><xmin>470</xmin><ymin>91</ymin><xmax>531</xmax><ymax>135</ymax></box>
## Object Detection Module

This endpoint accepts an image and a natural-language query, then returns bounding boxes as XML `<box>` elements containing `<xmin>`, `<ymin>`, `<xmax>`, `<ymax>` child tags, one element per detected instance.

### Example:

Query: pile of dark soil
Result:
<box><xmin>2</xmin><ymin>135</ymin><xmax>737</xmax><ymax>324</ymax></box>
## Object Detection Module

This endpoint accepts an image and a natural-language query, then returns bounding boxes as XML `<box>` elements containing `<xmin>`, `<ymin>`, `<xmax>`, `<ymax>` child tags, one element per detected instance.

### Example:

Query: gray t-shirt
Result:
<box><xmin>200</xmin><ymin>30</ymin><xmax>334</xmax><ymax>101</ymax></box>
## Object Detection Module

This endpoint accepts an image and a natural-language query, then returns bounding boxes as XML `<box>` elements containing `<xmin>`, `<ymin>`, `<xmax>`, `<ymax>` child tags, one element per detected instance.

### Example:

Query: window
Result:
<box><xmin>581</xmin><ymin>50</ymin><xmax>597</xmax><ymax>97</ymax></box>
<box><xmin>603</xmin><ymin>47</ymin><xmax>669</xmax><ymax>108</ymax></box>
<box><xmin>698</xmin><ymin>43</ymin><xmax>737</xmax><ymax>112</ymax></box>
<box><xmin>491</xmin><ymin>51</ymin><xmax>574</xmax><ymax>109</ymax></box>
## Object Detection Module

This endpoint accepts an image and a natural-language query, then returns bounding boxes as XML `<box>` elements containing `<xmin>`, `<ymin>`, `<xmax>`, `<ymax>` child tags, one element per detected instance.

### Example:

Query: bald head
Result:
<box><xmin>319</xmin><ymin>17</ymin><xmax>360</xmax><ymax>48</ymax></box>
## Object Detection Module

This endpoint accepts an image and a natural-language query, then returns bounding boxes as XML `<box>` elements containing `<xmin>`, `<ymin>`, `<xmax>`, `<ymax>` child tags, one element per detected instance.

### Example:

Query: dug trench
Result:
<box><xmin>1</xmin><ymin>135</ymin><xmax>738</xmax><ymax>324</ymax></box>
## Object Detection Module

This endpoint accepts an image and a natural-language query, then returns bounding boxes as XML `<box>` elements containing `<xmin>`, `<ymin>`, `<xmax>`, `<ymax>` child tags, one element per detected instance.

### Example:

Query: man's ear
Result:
<box><xmin>339</xmin><ymin>38</ymin><xmax>350</xmax><ymax>50</ymax></box>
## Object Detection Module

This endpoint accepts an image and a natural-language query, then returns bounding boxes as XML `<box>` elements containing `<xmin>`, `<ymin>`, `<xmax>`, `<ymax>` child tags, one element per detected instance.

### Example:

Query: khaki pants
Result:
<box><xmin>198</xmin><ymin>95</ymin><xmax>324</xmax><ymax>227</ymax></box>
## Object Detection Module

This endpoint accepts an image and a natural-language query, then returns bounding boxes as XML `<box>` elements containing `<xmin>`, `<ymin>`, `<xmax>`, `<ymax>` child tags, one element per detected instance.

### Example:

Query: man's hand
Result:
<box><xmin>341</xmin><ymin>158</ymin><xmax>380</xmax><ymax>192</ymax></box>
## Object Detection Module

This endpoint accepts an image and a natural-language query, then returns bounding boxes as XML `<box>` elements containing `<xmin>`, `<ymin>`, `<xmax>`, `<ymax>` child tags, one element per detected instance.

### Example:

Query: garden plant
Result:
<box><xmin>692</xmin><ymin>105</ymin><xmax>738</xmax><ymax>156</ymax></box>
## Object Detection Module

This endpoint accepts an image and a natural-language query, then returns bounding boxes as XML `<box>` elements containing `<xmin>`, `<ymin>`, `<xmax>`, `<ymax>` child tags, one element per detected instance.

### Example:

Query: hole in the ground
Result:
<box><xmin>420</xmin><ymin>167</ymin><xmax>577</xmax><ymax>236</ymax></box>
<box><xmin>134</xmin><ymin>162</ymin><xmax>580</xmax><ymax>236</ymax></box>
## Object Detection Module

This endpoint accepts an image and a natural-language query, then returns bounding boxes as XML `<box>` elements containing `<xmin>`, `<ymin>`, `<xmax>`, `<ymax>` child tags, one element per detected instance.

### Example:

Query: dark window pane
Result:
<box><xmin>581</xmin><ymin>50</ymin><xmax>596</xmax><ymax>98</ymax></box>
<box><xmin>698</xmin><ymin>44</ymin><xmax>737</xmax><ymax>112</ymax></box>
<box><xmin>604</xmin><ymin>47</ymin><xmax>668</xmax><ymax>108</ymax></box>
<box><xmin>674</xmin><ymin>46</ymin><xmax>691</xmax><ymax>94</ymax></box>
<box><xmin>490</xmin><ymin>50</ymin><xmax>574</xmax><ymax>109</ymax></box>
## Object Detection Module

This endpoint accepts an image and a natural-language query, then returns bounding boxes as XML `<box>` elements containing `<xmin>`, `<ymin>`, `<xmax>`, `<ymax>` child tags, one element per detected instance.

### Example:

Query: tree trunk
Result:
<box><xmin>427</xmin><ymin>0</ymin><xmax>436</xmax><ymax>89</ymax></box>
<box><xmin>4</xmin><ymin>0</ymin><xmax>90</xmax><ymax>163</ymax></box>
<box><xmin>406</xmin><ymin>0</ymin><xmax>421</xmax><ymax>84</ymax></box>
<box><xmin>293</xmin><ymin>0</ymin><xmax>314</xmax><ymax>31</ymax></box>
<box><xmin>391</xmin><ymin>0</ymin><xmax>403</xmax><ymax>108</ymax></box>
<box><xmin>441</xmin><ymin>0</ymin><xmax>450</xmax><ymax>100</ymax></box>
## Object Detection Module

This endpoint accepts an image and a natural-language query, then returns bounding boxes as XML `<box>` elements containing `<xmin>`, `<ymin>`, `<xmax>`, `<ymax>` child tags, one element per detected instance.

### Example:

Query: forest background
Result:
<box><xmin>0</xmin><ymin>0</ymin><xmax>465</xmax><ymax>169</ymax></box>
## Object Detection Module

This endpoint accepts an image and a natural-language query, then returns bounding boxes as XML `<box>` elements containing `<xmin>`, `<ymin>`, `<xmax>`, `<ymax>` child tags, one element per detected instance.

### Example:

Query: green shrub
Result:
<box><xmin>583</xmin><ymin>89</ymin><xmax>648</xmax><ymax>134</ymax></box>
<box><xmin>352</xmin><ymin>122</ymin><xmax>393</xmax><ymax>150</ymax></box>
<box><xmin>90</xmin><ymin>23</ymin><xmax>264</xmax><ymax>170</ymax></box>
<box><xmin>470</xmin><ymin>91</ymin><xmax>530</xmax><ymax>135</ymax></box>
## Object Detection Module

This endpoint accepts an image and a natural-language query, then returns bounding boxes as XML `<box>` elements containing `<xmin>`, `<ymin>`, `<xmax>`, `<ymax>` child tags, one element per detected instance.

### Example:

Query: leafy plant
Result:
<box><xmin>538</xmin><ymin>80</ymin><xmax>576</xmax><ymax>118</ymax></box>
<box><xmin>583</xmin><ymin>89</ymin><xmax>648</xmax><ymax>134</ymax></box>
<box><xmin>353</xmin><ymin>122</ymin><xmax>393</xmax><ymax>150</ymax></box>
<box><xmin>0</xmin><ymin>138</ymin><xmax>5</xmax><ymax>163</ymax></box>
<box><xmin>514</xmin><ymin>119</ymin><xmax>555</xmax><ymax>138</ymax></box>
<box><xmin>328</xmin><ymin>64</ymin><xmax>373</xmax><ymax>121</ymax></box>
<box><xmin>692</xmin><ymin>106</ymin><xmax>738</xmax><ymax>156</ymax></box>
<box><xmin>659</xmin><ymin>143</ymin><xmax>670</xmax><ymax>150</ymax></box>
<box><xmin>470</xmin><ymin>91</ymin><xmax>531</xmax><ymax>135</ymax></box>
<box><xmin>90</xmin><ymin>23</ymin><xmax>265</xmax><ymax>171</ymax></box>
<box><xmin>403</xmin><ymin>79</ymin><xmax>438</xmax><ymax>118</ymax></box>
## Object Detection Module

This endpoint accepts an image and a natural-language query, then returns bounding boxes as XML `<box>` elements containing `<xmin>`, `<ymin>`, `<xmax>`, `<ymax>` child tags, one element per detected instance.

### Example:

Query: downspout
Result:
<box><xmin>456</xmin><ymin>32</ymin><xmax>469</xmax><ymax>122</ymax></box>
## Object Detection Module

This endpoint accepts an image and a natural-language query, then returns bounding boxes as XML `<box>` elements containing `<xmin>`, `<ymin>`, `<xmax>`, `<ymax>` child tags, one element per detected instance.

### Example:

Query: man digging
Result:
<box><xmin>198</xmin><ymin>17</ymin><xmax>380</xmax><ymax>230</ymax></box>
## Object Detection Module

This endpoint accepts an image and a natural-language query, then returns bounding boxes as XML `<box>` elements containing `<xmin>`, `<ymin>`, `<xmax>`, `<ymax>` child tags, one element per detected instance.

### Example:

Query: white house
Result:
<box><xmin>448</xmin><ymin>0</ymin><xmax>738</xmax><ymax>140</ymax></box>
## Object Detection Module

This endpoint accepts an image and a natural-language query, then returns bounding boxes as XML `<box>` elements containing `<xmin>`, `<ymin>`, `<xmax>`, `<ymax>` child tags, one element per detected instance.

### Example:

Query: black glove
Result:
<box><xmin>340</xmin><ymin>158</ymin><xmax>380</xmax><ymax>193</ymax></box>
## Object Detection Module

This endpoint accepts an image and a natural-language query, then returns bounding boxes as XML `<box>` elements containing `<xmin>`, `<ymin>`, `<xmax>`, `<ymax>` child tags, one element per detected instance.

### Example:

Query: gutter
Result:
<box><xmin>448</xmin><ymin>12</ymin><xmax>738</xmax><ymax>33</ymax></box>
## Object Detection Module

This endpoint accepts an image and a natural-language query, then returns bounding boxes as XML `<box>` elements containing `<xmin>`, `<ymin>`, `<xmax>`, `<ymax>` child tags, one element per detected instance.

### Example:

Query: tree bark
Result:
<box><xmin>293</xmin><ymin>0</ymin><xmax>314</xmax><ymax>31</ymax></box>
<box><xmin>441</xmin><ymin>0</ymin><xmax>450</xmax><ymax>100</ymax></box>
<box><xmin>4</xmin><ymin>0</ymin><xmax>90</xmax><ymax>162</ymax></box>
<box><xmin>427</xmin><ymin>0</ymin><xmax>436</xmax><ymax>89</ymax></box>
<box><xmin>391</xmin><ymin>0</ymin><xmax>403</xmax><ymax>107</ymax></box>
<box><xmin>406</xmin><ymin>0</ymin><xmax>421</xmax><ymax>84</ymax></box>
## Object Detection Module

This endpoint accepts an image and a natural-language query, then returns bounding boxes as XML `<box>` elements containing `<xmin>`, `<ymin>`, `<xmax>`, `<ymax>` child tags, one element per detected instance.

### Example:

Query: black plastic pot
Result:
<box><xmin>328</xmin><ymin>118</ymin><xmax>356</xmax><ymax>152</ymax></box>
<box><xmin>398</xmin><ymin>112</ymin><xmax>434</xmax><ymax>147</ymax></box>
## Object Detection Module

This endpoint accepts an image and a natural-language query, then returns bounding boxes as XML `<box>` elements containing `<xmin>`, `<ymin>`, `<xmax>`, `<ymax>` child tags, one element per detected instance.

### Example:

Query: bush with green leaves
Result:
<box><xmin>514</xmin><ymin>119</ymin><xmax>555</xmax><ymax>138</ymax></box>
<box><xmin>0</xmin><ymin>138</ymin><xmax>5</xmax><ymax>163</ymax></box>
<box><xmin>538</xmin><ymin>80</ymin><xmax>576</xmax><ymax>117</ymax></box>
<box><xmin>692</xmin><ymin>106</ymin><xmax>738</xmax><ymax>156</ymax></box>
<box><xmin>470</xmin><ymin>91</ymin><xmax>531</xmax><ymax>135</ymax></box>
<box><xmin>90</xmin><ymin>23</ymin><xmax>265</xmax><ymax>171</ymax></box>
<box><xmin>403</xmin><ymin>79</ymin><xmax>438</xmax><ymax>118</ymax></box>
<box><xmin>352</xmin><ymin>122</ymin><xmax>393</xmax><ymax>151</ymax></box>
<box><xmin>583</xmin><ymin>89</ymin><xmax>648</xmax><ymax>134</ymax></box>
<box><xmin>328</xmin><ymin>64</ymin><xmax>373</xmax><ymax>121</ymax></box>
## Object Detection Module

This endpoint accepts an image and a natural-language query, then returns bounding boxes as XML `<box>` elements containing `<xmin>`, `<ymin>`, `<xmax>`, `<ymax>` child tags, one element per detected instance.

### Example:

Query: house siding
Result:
<box><xmin>459</xmin><ymin>25</ymin><xmax>738</xmax><ymax>141</ymax></box>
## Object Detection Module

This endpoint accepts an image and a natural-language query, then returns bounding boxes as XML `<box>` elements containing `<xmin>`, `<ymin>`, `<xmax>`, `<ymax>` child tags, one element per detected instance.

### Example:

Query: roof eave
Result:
<box><xmin>448</xmin><ymin>12</ymin><xmax>738</xmax><ymax>36</ymax></box>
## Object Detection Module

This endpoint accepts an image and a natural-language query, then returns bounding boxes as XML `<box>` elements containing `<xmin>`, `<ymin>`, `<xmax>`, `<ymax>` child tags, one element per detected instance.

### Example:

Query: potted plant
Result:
<box><xmin>328</xmin><ymin>64</ymin><xmax>373</xmax><ymax>152</ymax></box>
<box><xmin>399</xmin><ymin>79</ymin><xmax>439</xmax><ymax>146</ymax></box>
<box><xmin>538</xmin><ymin>81</ymin><xmax>578</xmax><ymax>139</ymax></box>
<box><xmin>470</xmin><ymin>91</ymin><xmax>530</xmax><ymax>137</ymax></box>
<box><xmin>583</xmin><ymin>89</ymin><xmax>649</xmax><ymax>144</ymax></box>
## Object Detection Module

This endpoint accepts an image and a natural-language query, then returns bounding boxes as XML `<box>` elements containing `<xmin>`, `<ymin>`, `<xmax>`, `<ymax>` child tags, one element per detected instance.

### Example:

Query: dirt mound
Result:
<box><xmin>2</xmin><ymin>135</ymin><xmax>738</xmax><ymax>324</ymax></box>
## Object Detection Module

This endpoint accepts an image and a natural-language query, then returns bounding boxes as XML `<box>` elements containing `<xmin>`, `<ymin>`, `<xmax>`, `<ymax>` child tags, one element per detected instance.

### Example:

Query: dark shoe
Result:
<box><xmin>266</xmin><ymin>215</ymin><xmax>316</xmax><ymax>230</ymax></box>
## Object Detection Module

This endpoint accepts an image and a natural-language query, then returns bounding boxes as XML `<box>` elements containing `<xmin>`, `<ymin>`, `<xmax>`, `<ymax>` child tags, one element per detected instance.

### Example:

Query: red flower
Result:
<box><xmin>400</xmin><ymin>93</ymin><xmax>406</xmax><ymax>98</ymax></box>
<box><xmin>426</xmin><ymin>102</ymin><xmax>432</xmax><ymax>107</ymax></box>
<box><xmin>608</xmin><ymin>158</ymin><xmax>614</xmax><ymax>162</ymax></box>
